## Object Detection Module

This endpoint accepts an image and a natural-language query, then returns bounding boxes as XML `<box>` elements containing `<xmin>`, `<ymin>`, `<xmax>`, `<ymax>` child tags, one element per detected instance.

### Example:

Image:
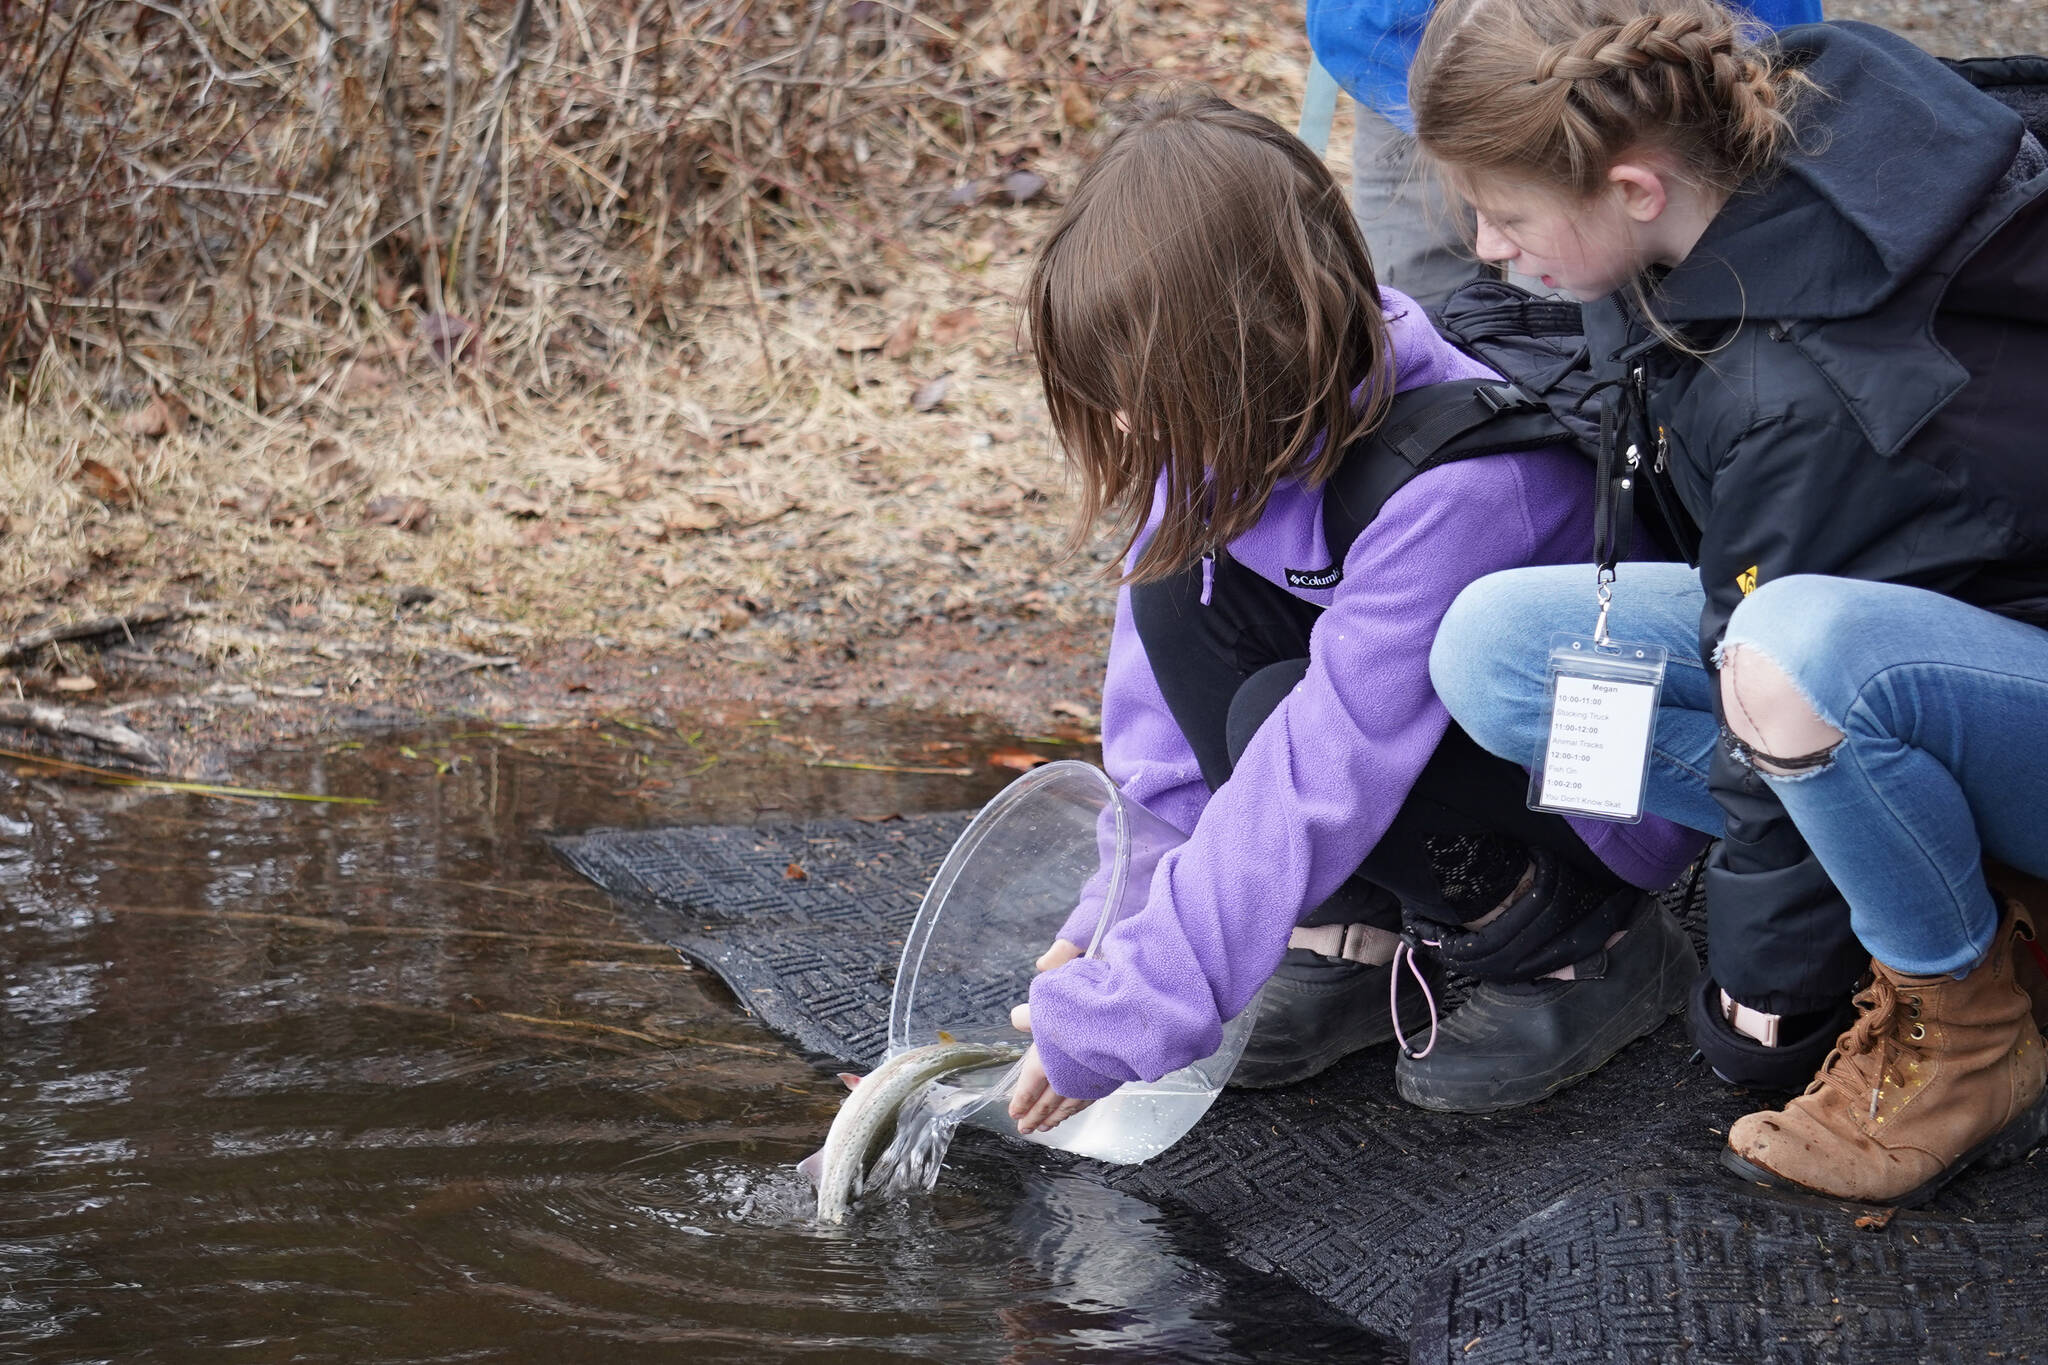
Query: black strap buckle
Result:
<box><xmin>1473</xmin><ymin>381</ymin><xmax>1540</xmax><ymax>415</ymax></box>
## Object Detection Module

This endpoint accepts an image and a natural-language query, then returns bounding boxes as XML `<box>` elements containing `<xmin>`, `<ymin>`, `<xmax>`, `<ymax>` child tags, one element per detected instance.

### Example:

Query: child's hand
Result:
<box><xmin>1007</xmin><ymin>1043</ymin><xmax>1092</xmax><ymax>1135</ymax></box>
<box><xmin>1008</xmin><ymin>947</ymin><xmax>1093</xmax><ymax>1133</ymax></box>
<box><xmin>1036</xmin><ymin>940</ymin><xmax>1083</xmax><ymax>972</ymax></box>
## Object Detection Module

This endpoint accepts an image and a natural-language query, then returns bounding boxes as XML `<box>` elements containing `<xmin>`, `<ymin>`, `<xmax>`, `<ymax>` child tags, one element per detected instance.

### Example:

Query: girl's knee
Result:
<box><xmin>1719</xmin><ymin>645</ymin><xmax>1845</xmax><ymax>776</ymax></box>
<box><xmin>1720</xmin><ymin>577</ymin><xmax>1856</xmax><ymax>776</ymax></box>
<box><xmin>1722</xmin><ymin>574</ymin><xmax>1870</xmax><ymax>667</ymax></box>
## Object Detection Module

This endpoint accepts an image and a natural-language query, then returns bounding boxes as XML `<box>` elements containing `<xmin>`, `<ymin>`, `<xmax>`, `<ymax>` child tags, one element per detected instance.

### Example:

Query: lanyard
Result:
<box><xmin>1591</xmin><ymin>362</ymin><xmax>1653</xmax><ymax>644</ymax></box>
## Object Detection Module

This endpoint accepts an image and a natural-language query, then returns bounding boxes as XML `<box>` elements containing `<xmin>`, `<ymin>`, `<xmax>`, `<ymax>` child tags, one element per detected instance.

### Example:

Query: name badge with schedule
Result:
<box><xmin>1527</xmin><ymin>633</ymin><xmax>1666</xmax><ymax>824</ymax></box>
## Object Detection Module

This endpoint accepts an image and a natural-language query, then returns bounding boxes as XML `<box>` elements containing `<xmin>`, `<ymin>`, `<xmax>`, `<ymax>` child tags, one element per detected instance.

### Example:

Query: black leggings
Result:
<box><xmin>1130</xmin><ymin>551</ymin><xmax>1614</xmax><ymax>930</ymax></box>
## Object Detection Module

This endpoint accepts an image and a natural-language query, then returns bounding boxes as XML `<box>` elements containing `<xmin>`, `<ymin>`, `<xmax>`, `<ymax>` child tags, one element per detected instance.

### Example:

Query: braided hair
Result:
<box><xmin>1411</xmin><ymin>0</ymin><xmax>1801</xmax><ymax>199</ymax></box>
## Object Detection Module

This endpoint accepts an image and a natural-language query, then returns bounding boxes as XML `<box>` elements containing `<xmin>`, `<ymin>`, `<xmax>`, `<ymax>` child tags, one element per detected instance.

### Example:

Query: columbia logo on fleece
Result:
<box><xmin>1286</xmin><ymin>565</ymin><xmax>1342</xmax><ymax>590</ymax></box>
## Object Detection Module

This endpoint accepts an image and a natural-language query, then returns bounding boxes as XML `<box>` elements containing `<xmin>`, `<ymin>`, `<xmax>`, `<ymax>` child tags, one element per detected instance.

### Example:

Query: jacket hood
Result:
<box><xmin>1653</xmin><ymin>21</ymin><xmax>2023</xmax><ymax>323</ymax></box>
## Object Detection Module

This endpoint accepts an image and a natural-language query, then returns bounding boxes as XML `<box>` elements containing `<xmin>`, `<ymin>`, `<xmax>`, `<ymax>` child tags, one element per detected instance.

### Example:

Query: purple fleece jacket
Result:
<box><xmin>1027</xmin><ymin>291</ymin><xmax>1707</xmax><ymax>1101</ymax></box>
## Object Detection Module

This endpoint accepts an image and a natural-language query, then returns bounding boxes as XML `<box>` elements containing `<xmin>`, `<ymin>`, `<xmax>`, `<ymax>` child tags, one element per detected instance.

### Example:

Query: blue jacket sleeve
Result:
<box><xmin>1308</xmin><ymin>1</ymin><xmax>1822</xmax><ymax>132</ymax></box>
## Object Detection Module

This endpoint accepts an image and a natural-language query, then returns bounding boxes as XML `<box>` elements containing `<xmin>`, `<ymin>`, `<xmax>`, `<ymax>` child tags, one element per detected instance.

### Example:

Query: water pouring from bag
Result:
<box><xmin>801</xmin><ymin>761</ymin><xmax>1257</xmax><ymax>1221</ymax></box>
<box><xmin>893</xmin><ymin>761</ymin><xmax>1258</xmax><ymax>1163</ymax></box>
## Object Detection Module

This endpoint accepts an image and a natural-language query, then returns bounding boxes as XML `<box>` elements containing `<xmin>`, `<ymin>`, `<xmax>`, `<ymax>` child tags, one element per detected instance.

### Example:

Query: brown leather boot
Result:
<box><xmin>1983</xmin><ymin>861</ymin><xmax>2048</xmax><ymax>1028</ymax></box>
<box><xmin>1721</xmin><ymin>903</ymin><xmax>2048</xmax><ymax>1207</ymax></box>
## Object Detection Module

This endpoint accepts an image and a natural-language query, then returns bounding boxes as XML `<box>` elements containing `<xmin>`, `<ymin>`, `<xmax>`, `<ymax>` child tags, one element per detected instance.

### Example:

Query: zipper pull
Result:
<box><xmin>1199</xmin><ymin>551</ymin><xmax>1215</xmax><ymax>607</ymax></box>
<box><xmin>1654</xmin><ymin>425</ymin><xmax>1669</xmax><ymax>475</ymax></box>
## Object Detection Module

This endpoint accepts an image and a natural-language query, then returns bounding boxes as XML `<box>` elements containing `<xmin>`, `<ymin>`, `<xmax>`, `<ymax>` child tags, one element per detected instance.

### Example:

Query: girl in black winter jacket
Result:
<box><xmin>1410</xmin><ymin>0</ymin><xmax>2048</xmax><ymax>1206</ymax></box>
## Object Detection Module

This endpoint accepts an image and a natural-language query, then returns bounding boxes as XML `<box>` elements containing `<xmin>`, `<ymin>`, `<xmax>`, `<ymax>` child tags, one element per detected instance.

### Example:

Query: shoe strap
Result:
<box><xmin>1391</xmin><ymin>936</ymin><xmax>1441</xmax><ymax>1060</ymax></box>
<box><xmin>1288</xmin><ymin>922</ymin><xmax>1400</xmax><ymax>966</ymax></box>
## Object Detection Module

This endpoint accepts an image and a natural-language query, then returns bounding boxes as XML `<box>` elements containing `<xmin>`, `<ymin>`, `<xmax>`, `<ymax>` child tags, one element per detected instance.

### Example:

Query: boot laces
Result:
<box><xmin>1813</xmin><ymin>975</ymin><xmax>1920</xmax><ymax>1119</ymax></box>
<box><xmin>1390</xmin><ymin>935</ymin><xmax>1440</xmax><ymax>1060</ymax></box>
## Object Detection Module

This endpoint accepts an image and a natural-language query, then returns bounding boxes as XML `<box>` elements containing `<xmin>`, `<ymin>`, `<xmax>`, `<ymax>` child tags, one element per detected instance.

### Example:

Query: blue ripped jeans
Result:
<box><xmin>1428</xmin><ymin>563</ymin><xmax>2048</xmax><ymax>977</ymax></box>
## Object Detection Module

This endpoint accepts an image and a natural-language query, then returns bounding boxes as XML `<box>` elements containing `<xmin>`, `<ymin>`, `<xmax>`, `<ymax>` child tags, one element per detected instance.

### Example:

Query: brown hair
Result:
<box><xmin>1410</xmin><ymin>0</ymin><xmax>1801</xmax><ymax>200</ymax></box>
<box><xmin>1024</xmin><ymin>87</ymin><xmax>1393</xmax><ymax>585</ymax></box>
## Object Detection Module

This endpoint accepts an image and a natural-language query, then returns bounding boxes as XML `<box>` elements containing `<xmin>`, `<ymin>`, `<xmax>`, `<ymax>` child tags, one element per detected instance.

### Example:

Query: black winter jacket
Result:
<box><xmin>1581</xmin><ymin>23</ymin><xmax>2048</xmax><ymax>1021</ymax></box>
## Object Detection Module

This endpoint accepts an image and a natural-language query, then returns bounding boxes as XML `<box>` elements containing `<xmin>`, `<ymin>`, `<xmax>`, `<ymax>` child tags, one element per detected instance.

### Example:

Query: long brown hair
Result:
<box><xmin>1024</xmin><ymin>87</ymin><xmax>1394</xmax><ymax>585</ymax></box>
<box><xmin>1410</xmin><ymin>0</ymin><xmax>1801</xmax><ymax>200</ymax></box>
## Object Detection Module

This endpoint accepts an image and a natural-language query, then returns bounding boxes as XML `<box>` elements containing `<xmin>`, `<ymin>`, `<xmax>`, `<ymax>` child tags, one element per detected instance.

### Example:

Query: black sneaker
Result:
<box><xmin>1394</xmin><ymin>896</ymin><xmax>1697</xmax><ymax>1113</ymax></box>
<box><xmin>1231</xmin><ymin>948</ymin><xmax>1440</xmax><ymax>1089</ymax></box>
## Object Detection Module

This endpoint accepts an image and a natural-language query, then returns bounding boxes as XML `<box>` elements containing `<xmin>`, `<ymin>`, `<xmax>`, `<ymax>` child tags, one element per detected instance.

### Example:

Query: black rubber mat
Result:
<box><xmin>555</xmin><ymin>817</ymin><xmax>2048</xmax><ymax>1362</ymax></box>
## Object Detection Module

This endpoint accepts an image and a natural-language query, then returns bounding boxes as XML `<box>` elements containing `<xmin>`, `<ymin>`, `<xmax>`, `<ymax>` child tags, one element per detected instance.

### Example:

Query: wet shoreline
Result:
<box><xmin>0</xmin><ymin>715</ymin><xmax>1390</xmax><ymax>1363</ymax></box>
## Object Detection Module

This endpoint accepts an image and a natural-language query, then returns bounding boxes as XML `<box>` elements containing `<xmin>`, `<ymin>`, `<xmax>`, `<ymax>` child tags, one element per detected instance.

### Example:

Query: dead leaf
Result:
<box><xmin>1060</xmin><ymin>81</ymin><xmax>1096</xmax><ymax>127</ymax></box>
<box><xmin>374</xmin><ymin>271</ymin><xmax>401</xmax><ymax>311</ymax></box>
<box><xmin>960</xmin><ymin>237</ymin><xmax>996</xmax><ymax>268</ymax></box>
<box><xmin>54</xmin><ymin>675</ymin><xmax>97</xmax><ymax>693</ymax></box>
<box><xmin>493</xmin><ymin>487</ymin><xmax>549</xmax><ymax>518</ymax></box>
<box><xmin>988</xmin><ymin>748</ymin><xmax>1050</xmax><ymax>773</ymax></box>
<box><xmin>658</xmin><ymin>560</ymin><xmax>689</xmax><ymax>589</ymax></box>
<box><xmin>836</xmin><ymin>330</ymin><xmax>892</xmax><ymax>355</ymax></box>
<box><xmin>882</xmin><ymin>310</ymin><xmax>921</xmax><ymax>361</ymax></box>
<box><xmin>911</xmin><ymin>372</ymin><xmax>954</xmax><ymax>412</ymax></box>
<box><xmin>853</xmin><ymin>812</ymin><xmax>905</xmax><ymax>824</ymax></box>
<box><xmin>972</xmin><ymin>42</ymin><xmax>1015</xmax><ymax>79</ymax></box>
<box><xmin>662</xmin><ymin>503</ymin><xmax>720</xmax><ymax>535</ymax></box>
<box><xmin>1050</xmin><ymin>700</ymin><xmax>1099</xmax><ymax>725</ymax></box>
<box><xmin>0</xmin><ymin>513</ymin><xmax>10</xmax><ymax>537</ymax></box>
<box><xmin>364</xmin><ymin>494</ymin><xmax>435</xmax><ymax>533</ymax></box>
<box><xmin>1002</xmin><ymin>170</ymin><xmax>1048</xmax><ymax>205</ymax></box>
<box><xmin>932</xmin><ymin>307</ymin><xmax>979</xmax><ymax>345</ymax></box>
<box><xmin>606</xmin><ymin>462</ymin><xmax>659</xmax><ymax>500</ymax></box>
<box><xmin>728</xmin><ymin>423</ymin><xmax>776</xmax><ymax>447</ymax></box>
<box><xmin>120</xmin><ymin>392</ymin><xmax>189</xmax><ymax>439</ymax></box>
<box><xmin>419</xmin><ymin>313</ymin><xmax>476</xmax><ymax>366</ymax></box>
<box><xmin>306</xmin><ymin>438</ymin><xmax>365</xmax><ymax>494</ymax></box>
<box><xmin>75</xmin><ymin>458</ymin><xmax>134</xmax><ymax>506</ymax></box>
<box><xmin>338</xmin><ymin>362</ymin><xmax>395</xmax><ymax>399</ymax></box>
<box><xmin>784</xmin><ymin>862</ymin><xmax>808</xmax><ymax>881</ymax></box>
<box><xmin>1853</xmin><ymin>1207</ymin><xmax>1898</xmax><ymax>1231</ymax></box>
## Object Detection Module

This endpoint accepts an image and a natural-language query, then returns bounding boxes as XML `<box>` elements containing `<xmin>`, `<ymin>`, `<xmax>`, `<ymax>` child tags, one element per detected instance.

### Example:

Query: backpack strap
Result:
<box><xmin>1320</xmin><ymin>379</ymin><xmax>1572</xmax><ymax>564</ymax></box>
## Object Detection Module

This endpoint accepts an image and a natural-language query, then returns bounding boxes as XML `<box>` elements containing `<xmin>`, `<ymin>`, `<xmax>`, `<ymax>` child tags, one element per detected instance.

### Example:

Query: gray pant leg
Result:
<box><xmin>1349</xmin><ymin>107</ymin><xmax>1477</xmax><ymax>309</ymax></box>
<box><xmin>1350</xmin><ymin>108</ymin><xmax>1564</xmax><ymax>305</ymax></box>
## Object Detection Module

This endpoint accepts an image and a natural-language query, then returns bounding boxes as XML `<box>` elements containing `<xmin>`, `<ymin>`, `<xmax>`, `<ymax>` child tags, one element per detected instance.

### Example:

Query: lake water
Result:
<box><xmin>0</xmin><ymin>709</ymin><xmax>1392</xmax><ymax>1362</ymax></box>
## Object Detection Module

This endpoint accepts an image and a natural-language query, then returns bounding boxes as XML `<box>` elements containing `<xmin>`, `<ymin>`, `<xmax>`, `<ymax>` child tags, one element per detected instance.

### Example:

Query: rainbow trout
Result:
<box><xmin>799</xmin><ymin>1038</ymin><xmax>1021</xmax><ymax>1224</ymax></box>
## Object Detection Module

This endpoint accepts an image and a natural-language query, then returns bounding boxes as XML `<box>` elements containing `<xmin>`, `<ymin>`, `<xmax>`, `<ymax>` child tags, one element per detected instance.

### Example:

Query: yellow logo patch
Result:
<box><xmin>1736</xmin><ymin>565</ymin><xmax>1760</xmax><ymax>595</ymax></box>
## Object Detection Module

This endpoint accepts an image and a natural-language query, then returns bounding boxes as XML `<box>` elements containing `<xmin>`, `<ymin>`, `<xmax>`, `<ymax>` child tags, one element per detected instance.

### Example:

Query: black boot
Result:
<box><xmin>1684</xmin><ymin>972</ymin><xmax>1855</xmax><ymax>1093</ymax></box>
<box><xmin>1395</xmin><ymin>853</ymin><xmax>1698</xmax><ymax>1113</ymax></box>
<box><xmin>1232</xmin><ymin>945</ymin><xmax>1441</xmax><ymax>1089</ymax></box>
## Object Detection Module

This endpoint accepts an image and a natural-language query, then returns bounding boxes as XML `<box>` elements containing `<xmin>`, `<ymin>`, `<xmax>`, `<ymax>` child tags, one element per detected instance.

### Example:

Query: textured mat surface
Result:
<box><xmin>555</xmin><ymin>817</ymin><xmax>2048</xmax><ymax>1362</ymax></box>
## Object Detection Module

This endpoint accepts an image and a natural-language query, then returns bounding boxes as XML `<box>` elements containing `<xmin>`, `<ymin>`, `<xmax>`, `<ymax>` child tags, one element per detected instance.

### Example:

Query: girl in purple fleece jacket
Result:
<box><xmin>1004</xmin><ymin>87</ymin><xmax>1708</xmax><ymax>1133</ymax></box>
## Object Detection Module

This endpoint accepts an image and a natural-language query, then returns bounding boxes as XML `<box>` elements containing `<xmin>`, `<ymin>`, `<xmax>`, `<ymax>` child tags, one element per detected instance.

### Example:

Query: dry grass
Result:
<box><xmin>1</xmin><ymin>0</ymin><xmax>1317</xmax><ymax>697</ymax></box>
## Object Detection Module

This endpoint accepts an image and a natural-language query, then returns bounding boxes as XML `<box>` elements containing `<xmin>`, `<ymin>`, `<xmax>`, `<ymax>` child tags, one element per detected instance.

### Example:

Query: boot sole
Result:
<box><xmin>1719</xmin><ymin>1084</ymin><xmax>2048</xmax><ymax>1209</ymax></box>
<box><xmin>1396</xmin><ymin>910</ymin><xmax>1696</xmax><ymax>1114</ymax></box>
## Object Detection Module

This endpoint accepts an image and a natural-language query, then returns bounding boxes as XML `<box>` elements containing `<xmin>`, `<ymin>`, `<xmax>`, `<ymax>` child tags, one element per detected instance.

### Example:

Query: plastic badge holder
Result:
<box><xmin>1527</xmin><ymin>632</ymin><xmax>1668</xmax><ymax>824</ymax></box>
<box><xmin>888</xmin><ymin>759</ymin><xmax>1260</xmax><ymax>1165</ymax></box>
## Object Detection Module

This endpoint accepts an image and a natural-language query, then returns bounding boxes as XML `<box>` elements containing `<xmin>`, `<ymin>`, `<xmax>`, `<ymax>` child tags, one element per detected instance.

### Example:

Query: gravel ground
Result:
<box><xmin>1832</xmin><ymin>0</ymin><xmax>2048</xmax><ymax>57</ymax></box>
